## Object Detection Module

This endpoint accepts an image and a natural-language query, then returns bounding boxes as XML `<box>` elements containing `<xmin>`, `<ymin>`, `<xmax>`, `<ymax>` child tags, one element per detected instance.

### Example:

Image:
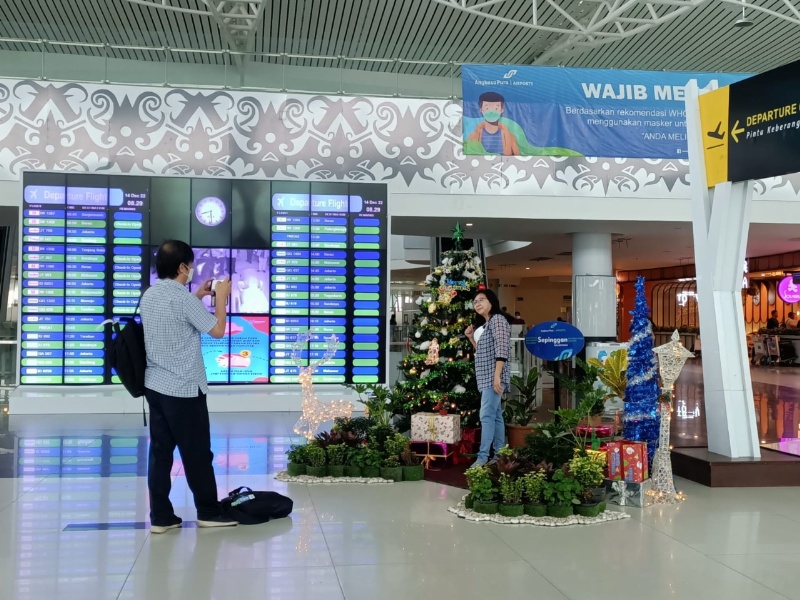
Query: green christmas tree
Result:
<box><xmin>392</xmin><ymin>227</ymin><xmax>485</xmax><ymax>427</ymax></box>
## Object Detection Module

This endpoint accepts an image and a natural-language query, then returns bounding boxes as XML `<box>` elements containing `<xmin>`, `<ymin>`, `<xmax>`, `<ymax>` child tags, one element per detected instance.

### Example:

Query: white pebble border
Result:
<box><xmin>449</xmin><ymin>496</ymin><xmax>631</xmax><ymax>526</ymax></box>
<box><xmin>275</xmin><ymin>471</ymin><xmax>395</xmax><ymax>485</ymax></box>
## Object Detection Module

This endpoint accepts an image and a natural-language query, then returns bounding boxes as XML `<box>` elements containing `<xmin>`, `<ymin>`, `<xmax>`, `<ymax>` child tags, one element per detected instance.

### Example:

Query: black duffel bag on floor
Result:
<box><xmin>221</xmin><ymin>487</ymin><xmax>293</xmax><ymax>525</ymax></box>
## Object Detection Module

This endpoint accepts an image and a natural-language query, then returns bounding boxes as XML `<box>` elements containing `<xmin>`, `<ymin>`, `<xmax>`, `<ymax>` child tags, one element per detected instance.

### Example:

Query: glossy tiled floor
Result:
<box><xmin>1</xmin><ymin>408</ymin><xmax>800</xmax><ymax>600</ymax></box>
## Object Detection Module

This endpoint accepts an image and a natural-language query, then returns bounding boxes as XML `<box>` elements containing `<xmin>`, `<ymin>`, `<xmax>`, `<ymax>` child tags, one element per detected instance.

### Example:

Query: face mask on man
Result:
<box><xmin>183</xmin><ymin>266</ymin><xmax>194</xmax><ymax>284</ymax></box>
<box><xmin>483</xmin><ymin>110</ymin><xmax>501</xmax><ymax>123</ymax></box>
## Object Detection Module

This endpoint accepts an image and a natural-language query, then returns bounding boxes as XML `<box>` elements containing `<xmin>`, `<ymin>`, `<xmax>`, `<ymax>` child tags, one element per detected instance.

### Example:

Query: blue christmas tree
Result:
<box><xmin>623</xmin><ymin>276</ymin><xmax>660</xmax><ymax>465</ymax></box>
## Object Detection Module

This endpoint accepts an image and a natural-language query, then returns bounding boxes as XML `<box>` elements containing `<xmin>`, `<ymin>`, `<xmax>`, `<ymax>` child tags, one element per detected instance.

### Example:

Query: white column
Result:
<box><xmin>572</xmin><ymin>233</ymin><xmax>617</xmax><ymax>340</ymax></box>
<box><xmin>496</xmin><ymin>278</ymin><xmax>520</xmax><ymax>314</ymax></box>
<box><xmin>685</xmin><ymin>85</ymin><xmax>760</xmax><ymax>458</ymax></box>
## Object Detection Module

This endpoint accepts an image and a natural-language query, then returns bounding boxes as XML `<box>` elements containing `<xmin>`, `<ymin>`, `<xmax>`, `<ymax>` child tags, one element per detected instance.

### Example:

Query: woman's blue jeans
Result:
<box><xmin>477</xmin><ymin>387</ymin><xmax>505</xmax><ymax>462</ymax></box>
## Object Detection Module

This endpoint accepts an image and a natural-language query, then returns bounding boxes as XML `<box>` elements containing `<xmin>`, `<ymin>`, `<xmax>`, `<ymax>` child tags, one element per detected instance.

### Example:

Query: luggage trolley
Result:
<box><xmin>752</xmin><ymin>334</ymin><xmax>780</xmax><ymax>365</ymax></box>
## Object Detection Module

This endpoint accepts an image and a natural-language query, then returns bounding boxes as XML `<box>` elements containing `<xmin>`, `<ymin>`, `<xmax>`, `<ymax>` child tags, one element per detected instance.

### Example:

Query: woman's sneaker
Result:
<box><xmin>197</xmin><ymin>516</ymin><xmax>238</xmax><ymax>528</ymax></box>
<box><xmin>151</xmin><ymin>515</ymin><xmax>182</xmax><ymax>534</ymax></box>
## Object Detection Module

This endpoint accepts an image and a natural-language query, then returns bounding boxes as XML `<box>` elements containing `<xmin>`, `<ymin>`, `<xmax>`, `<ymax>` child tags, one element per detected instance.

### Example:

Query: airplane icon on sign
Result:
<box><xmin>706</xmin><ymin>121</ymin><xmax>725</xmax><ymax>149</ymax></box>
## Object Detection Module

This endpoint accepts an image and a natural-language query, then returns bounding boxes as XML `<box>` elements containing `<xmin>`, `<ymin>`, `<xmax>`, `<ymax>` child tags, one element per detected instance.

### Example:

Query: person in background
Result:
<box><xmin>140</xmin><ymin>240</ymin><xmax>238</xmax><ymax>533</ymax></box>
<box><xmin>464</xmin><ymin>289</ymin><xmax>511</xmax><ymax>467</ymax></box>
<box><xmin>767</xmin><ymin>310</ymin><xmax>781</xmax><ymax>330</ymax></box>
<box><xmin>513</xmin><ymin>311</ymin><xmax>525</xmax><ymax>325</ymax></box>
<box><xmin>786</xmin><ymin>312</ymin><xmax>799</xmax><ymax>328</ymax></box>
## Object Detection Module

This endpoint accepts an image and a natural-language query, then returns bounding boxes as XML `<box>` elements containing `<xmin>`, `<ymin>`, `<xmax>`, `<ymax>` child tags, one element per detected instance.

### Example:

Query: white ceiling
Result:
<box><xmin>1</xmin><ymin>0</ymin><xmax>799</xmax><ymax>77</ymax></box>
<box><xmin>390</xmin><ymin>217</ymin><xmax>800</xmax><ymax>279</ymax></box>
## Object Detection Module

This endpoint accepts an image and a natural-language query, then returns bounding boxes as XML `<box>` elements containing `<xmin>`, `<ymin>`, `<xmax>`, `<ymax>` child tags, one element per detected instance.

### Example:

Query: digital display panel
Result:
<box><xmin>20</xmin><ymin>174</ymin><xmax>388</xmax><ymax>386</ymax></box>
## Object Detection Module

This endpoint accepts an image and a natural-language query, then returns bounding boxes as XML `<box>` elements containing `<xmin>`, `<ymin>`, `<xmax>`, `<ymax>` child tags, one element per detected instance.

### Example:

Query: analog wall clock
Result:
<box><xmin>195</xmin><ymin>196</ymin><xmax>227</xmax><ymax>227</ymax></box>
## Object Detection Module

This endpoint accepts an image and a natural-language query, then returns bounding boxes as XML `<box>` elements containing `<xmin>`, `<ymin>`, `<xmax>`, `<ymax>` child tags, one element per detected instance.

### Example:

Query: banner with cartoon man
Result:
<box><xmin>462</xmin><ymin>65</ymin><xmax>745</xmax><ymax>159</ymax></box>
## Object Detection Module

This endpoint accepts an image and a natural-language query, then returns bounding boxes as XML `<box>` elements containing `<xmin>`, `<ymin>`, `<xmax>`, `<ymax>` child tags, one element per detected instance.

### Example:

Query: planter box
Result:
<box><xmin>306</xmin><ymin>465</ymin><xmax>327</xmax><ymax>477</ymax></box>
<box><xmin>547</xmin><ymin>504</ymin><xmax>574</xmax><ymax>518</ymax></box>
<box><xmin>287</xmin><ymin>463</ymin><xmax>306</xmax><ymax>477</ymax></box>
<box><xmin>574</xmin><ymin>503</ymin><xmax>603</xmax><ymax>518</ymax></box>
<box><xmin>361</xmin><ymin>466</ymin><xmax>381</xmax><ymax>478</ymax></box>
<box><xmin>380</xmin><ymin>466</ymin><xmax>403</xmax><ymax>482</ymax></box>
<box><xmin>344</xmin><ymin>465</ymin><xmax>362</xmax><ymax>478</ymax></box>
<box><xmin>498</xmin><ymin>503</ymin><xmax>524</xmax><ymax>517</ymax></box>
<box><xmin>524</xmin><ymin>502</ymin><xmax>546</xmax><ymax>517</ymax></box>
<box><xmin>472</xmin><ymin>500</ymin><xmax>498</xmax><ymax>514</ymax></box>
<box><xmin>402</xmin><ymin>465</ymin><xmax>424</xmax><ymax>481</ymax></box>
<box><xmin>464</xmin><ymin>494</ymin><xmax>474</xmax><ymax>509</ymax></box>
<box><xmin>326</xmin><ymin>465</ymin><xmax>345</xmax><ymax>478</ymax></box>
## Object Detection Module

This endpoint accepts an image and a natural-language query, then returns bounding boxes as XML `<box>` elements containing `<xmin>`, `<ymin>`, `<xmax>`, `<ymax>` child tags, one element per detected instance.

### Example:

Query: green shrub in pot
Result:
<box><xmin>286</xmin><ymin>444</ymin><xmax>308</xmax><ymax>476</ymax></box>
<box><xmin>543</xmin><ymin>468</ymin><xmax>581</xmax><ymax>518</ymax></box>
<box><xmin>325</xmin><ymin>444</ymin><xmax>347</xmax><ymax>477</ymax></box>
<box><xmin>521</xmin><ymin>469</ymin><xmax>547</xmax><ymax>517</ymax></box>
<box><xmin>357</xmin><ymin>448</ymin><xmax>383</xmax><ymax>478</ymax></box>
<box><xmin>465</xmin><ymin>465</ymin><xmax>497</xmax><ymax>514</ymax></box>
<box><xmin>498</xmin><ymin>474</ymin><xmax>525</xmax><ymax>517</ymax></box>
<box><xmin>305</xmin><ymin>444</ymin><xmax>327</xmax><ymax>478</ymax></box>
<box><xmin>343</xmin><ymin>446</ymin><xmax>363</xmax><ymax>478</ymax></box>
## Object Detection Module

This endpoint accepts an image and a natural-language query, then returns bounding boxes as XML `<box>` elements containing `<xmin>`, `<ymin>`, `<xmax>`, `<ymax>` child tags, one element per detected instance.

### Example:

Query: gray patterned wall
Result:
<box><xmin>1</xmin><ymin>78</ymin><xmax>799</xmax><ymax>199</ymax></box>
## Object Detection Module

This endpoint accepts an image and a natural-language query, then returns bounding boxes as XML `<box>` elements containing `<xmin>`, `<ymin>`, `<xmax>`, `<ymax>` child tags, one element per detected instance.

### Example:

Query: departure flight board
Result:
<box><xmin>20</xmin><ymin>174</ymin><xmax>388</xmax><ymax>386</ymax></box>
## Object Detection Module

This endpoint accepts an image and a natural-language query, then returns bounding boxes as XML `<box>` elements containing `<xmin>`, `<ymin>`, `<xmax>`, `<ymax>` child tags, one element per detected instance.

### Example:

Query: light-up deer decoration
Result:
<box><xmin>292</xmin><ymin>330</ymin><xmax>354</xmax><ymax>439</ymax></box>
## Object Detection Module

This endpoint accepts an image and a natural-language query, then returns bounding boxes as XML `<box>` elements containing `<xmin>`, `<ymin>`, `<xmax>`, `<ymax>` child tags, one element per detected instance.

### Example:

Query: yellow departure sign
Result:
<box><xmin>697</xmin><ymin>58</ymin><xmax>800</xmax><ymax>188</ymax></box>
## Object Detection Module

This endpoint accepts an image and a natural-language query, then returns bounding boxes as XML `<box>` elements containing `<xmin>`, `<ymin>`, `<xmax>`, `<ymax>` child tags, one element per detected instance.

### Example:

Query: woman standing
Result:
<box><xmin>465</xmin><ymin>289</ymin><xmax>511</xmax><ymax>467</ymax></box>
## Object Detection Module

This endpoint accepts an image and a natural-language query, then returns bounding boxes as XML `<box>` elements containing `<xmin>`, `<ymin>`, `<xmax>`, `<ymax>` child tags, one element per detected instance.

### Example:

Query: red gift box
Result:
<box><xmin>606</xmin><ymin>441</ymin><xmax>624</xmax><ymax>480</ymax></box>
<box><xmin>607</xmin><ymin>441</ymin><xmax>649</xmax><ymax>482</ymax></box>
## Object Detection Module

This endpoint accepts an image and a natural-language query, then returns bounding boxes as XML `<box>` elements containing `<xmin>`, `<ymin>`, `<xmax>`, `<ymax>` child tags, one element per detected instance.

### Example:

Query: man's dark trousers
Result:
<box><xmin>145</xmin><ymin>388</ymin><xmax>221</xmax><ymax>524</ymax></box>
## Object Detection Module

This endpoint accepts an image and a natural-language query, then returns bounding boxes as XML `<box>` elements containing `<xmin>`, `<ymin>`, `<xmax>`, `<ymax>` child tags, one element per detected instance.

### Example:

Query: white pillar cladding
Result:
<box><xmin>685</xmin><ymin>83</ymin><xmax>760</xmax><ymax>459</ymax></box>
<box><xmin>572</xmin><ymin>233</ymin><xmax>617</xmax><ymax>340</ymax></box>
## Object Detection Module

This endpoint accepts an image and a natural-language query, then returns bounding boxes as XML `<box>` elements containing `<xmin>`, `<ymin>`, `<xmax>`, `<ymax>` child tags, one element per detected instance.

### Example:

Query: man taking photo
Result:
<box><xmin>140</xmin><ymin>240</ymin><xmax>238</xmax><ymax>533</ymax></box>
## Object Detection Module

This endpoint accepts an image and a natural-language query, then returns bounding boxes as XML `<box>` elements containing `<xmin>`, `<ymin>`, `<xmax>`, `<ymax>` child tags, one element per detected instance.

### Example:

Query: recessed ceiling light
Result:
<box><xmin>526</xmin><ymin>267</ymin><xmax>530</xmax><ymax>270</ymax></box>
<box><xmin>466</xmin><ymin>223</ymin><xmax>473</xmax><ymax>227</ymax></box>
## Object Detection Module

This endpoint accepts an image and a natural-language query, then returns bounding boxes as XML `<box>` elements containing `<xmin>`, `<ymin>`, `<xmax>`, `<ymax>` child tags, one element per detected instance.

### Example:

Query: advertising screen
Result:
<box><xmin>20</xmin><ymin>174</ymin><xmax>388</xmax><ymax>386</ymax></box>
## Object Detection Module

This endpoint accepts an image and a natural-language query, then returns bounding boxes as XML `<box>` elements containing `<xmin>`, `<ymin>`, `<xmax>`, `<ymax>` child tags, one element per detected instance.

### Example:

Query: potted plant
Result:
<box><xmin>543</xmin><ymin>468</ymin><xmax>581</xmax><ymax>518</ymax></box>
<box><xmin>380</xmin><ymin>455</ymin><xmax>404</xmax><ymax>482</ymax></box>
<box><xmin>588</xmin><ymin>348</ymin><xmax>628</xmax><ymax>407</ymax></box>
<box><xmin>521</xmin><ymin>469</ymin><xmax>547</xmax><ymax>517</ymax></box>
<box><xmin>286</xmin><ymin>444</ymin><xmax>308</xmax><ymax>476</ymax></box>
<box><xmin>504</xmin><ymin>367</ymin><xmax>540</xmax><ymax>447</ymax></box>
<box><xmin>358</xmin><ymin>448</ymin><xmax>383</xmax><ymax>478</ymax></box>
<box><xmin>498</xmin><ymin>474</ymin><xmax>525</xmax><ymax>517</ymax></box>
<box><xmin>556</xmin><ymin>358</ymin><xmax>606</xmax><ymax>427</ymax></box>
<box><xmin>400</xmin><ymin>448</ymin><xmax>424</xmax><ymax>481</ymax></box>
<box><xmin>520</xmin><ymin>421</ymin><xmax>575</xmax><ymax>468</ymax></box>
<box><xmin>465</xmin><ymin>465</ymin><xmax>497</xmax><ymax>514</ymax></box>
<box><xmin>346</xmin><ymin>383</ymin><xmax>392</xmax><ymax>427</ymax></box>
<box><xmin>344</xmin><ymin>447</ymin><xmax>363</xmax><ymax>477</ymax></box>
<box><xmin>325</xmin><ymin>443</ymin><xmax>347</xmax><ymax>477</ymax></box>
<box><xmin>569</xmin><ymin>454</ymin><xmax>607</xmax><ymax>517</ymax></box>
<box><xmin>305</xmin><ymin>444</ymin><xmax>327</xmax><ymax>478</ymax></box>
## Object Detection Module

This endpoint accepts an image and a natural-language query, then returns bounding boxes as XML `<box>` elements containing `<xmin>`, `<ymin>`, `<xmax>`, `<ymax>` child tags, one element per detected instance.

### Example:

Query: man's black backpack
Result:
<box><xmin>106</xmin><ymin>297</ymin><xmax>147</xmax><ymax>412</ymax></box>
<box><xmin>221</xmin><ymin>487</ymin><xmax>293</xmax><ymax>525</ymax></box>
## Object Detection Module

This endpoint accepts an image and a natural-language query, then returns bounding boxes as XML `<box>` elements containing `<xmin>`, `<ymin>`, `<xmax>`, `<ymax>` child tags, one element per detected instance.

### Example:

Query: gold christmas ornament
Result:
<box><xmin>437</xmin><ymin>285</ymin><xmax>457</xmax><ymax>305</ymax></box>
<box><xmin>428</xmin><ymin>302</ymin><xmax>437</xmax><ymax>314</ymax></box>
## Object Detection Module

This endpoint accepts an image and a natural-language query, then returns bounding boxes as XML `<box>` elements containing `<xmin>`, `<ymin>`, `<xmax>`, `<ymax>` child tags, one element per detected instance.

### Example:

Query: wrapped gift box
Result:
<box><xmin>410</xmin><ymin>441</ymin><xmax>454</xmax><ymax>468</ymax></box>
<box><xmin>411</xmin><ymin>412</ymin><xmax>462</xmax><ymax>444</ymax></box>
<box><xmin>606</xmin><ymin>441</ymin><xmax>649</xmax><ymax>483</ymax></box>
<box><xmin>605</xmin><ymin>478</ymin><xmax>652</xmax><ymax>508</ymax></box>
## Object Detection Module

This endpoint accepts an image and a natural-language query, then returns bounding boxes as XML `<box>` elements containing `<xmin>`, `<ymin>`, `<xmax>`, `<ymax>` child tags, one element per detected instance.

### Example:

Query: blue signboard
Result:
<box><xmin>525</xmin><ymin>321</ymin><xmax>585</xmax><ymax>361</ymax></box>
<box><xmin>461</xmin><ymin>65</ymin><xmax>748</xmax><ymax>159</ymax></box>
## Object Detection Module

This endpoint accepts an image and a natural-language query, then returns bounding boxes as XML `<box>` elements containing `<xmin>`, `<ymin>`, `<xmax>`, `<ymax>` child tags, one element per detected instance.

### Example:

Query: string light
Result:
<box><xmin>292</xmin><ymin>330</ymin><xmax>353</xmax><ymax>439</ymax></box>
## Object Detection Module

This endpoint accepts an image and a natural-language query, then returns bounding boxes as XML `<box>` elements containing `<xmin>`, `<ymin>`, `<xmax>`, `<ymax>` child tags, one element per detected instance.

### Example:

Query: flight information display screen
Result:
<box><xmin>20</xmin><ymin>174</ymin><xmax>388</xmax><ymax>386</ymax></box>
